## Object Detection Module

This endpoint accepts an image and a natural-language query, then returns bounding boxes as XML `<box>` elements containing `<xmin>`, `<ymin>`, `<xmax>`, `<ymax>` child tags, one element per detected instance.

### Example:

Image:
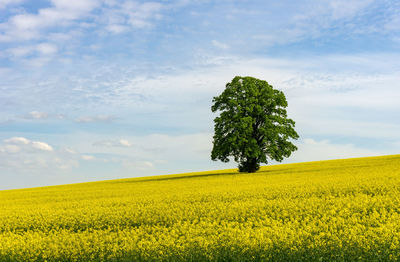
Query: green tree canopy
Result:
<box><xmin>211</xmin><ymin>76</ymin><xmax>299</xmax><ymax>172</ymax></box>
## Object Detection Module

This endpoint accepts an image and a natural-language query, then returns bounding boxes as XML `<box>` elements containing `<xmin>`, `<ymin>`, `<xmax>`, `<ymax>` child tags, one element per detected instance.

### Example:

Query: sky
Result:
<box><xmin>0</xmin><ymin>0</ymin><xmax>399</xmax><ymax>190</ymax></box>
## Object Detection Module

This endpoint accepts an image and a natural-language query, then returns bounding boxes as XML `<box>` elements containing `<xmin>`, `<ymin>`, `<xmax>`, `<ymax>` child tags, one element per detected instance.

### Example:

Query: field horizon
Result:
<box><xmin>1</xmin><ymin>154</ymin><xmax>400</xmax><ymax>261</ymax></box>
<box><xmin>2</xmin><ymin>153</ymin><xmax>398</xmax><ymax>192</ymax></box>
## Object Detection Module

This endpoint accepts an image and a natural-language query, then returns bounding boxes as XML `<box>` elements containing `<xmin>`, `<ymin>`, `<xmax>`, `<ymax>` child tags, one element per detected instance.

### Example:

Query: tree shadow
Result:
<box><xmin>114</xmin><ymin>171</ymin><xmax>240</xmax><ymax>184</ymax></box>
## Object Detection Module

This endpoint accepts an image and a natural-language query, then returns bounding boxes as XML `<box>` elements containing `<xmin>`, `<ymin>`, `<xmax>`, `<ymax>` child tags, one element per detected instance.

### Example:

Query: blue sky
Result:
<box><xmin>0</xmin><ymin>0</ymin><xmax>399</xmax><ymax>190</ymax></box>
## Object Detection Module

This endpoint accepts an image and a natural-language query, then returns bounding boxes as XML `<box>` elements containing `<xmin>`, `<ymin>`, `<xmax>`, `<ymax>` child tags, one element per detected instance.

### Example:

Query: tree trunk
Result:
<box><xmin>238</xmin><ymin>158</ymin><xmax>260</xmax><ymax>173</ymax></box>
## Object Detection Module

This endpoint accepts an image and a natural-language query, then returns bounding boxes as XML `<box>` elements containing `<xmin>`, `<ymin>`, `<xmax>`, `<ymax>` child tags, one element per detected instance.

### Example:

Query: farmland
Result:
<box><xmin>1</xmin><ymin>155</ymin><xmax>400</xmax><ymax>261</ymax></box>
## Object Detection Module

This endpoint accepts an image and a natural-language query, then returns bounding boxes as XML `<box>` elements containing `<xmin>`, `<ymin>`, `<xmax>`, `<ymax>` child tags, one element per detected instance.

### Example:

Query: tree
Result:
<box><xmin>211</xmin><ymin>76</ymin><xmax>299</xmax><ymax>173</ymax></box>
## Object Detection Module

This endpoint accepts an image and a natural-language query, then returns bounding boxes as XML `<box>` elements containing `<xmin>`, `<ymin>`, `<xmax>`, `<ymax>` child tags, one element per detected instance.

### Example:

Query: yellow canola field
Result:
<box><xmin>1</xmin><ymin>155</ymin><xmax>400</xmax><ymax>261</ymax></box>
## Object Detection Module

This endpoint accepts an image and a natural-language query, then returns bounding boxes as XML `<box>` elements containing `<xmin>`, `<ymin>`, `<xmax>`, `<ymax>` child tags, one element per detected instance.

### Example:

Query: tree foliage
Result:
<box><xmin>211</xmin><ymin>76</ymin><xmax>299</xmax><ymax>172</ymax></box>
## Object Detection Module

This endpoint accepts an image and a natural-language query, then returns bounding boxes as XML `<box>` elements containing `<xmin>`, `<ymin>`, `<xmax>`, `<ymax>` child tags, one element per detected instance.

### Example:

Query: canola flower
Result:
<box><xmin>0</xmin><ymin>155</ymin><xmax>400</xmax><ymax>261</ymax></box>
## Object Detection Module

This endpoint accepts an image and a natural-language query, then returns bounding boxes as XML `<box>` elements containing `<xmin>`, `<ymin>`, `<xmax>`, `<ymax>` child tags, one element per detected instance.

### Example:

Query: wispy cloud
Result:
<box><xmin>0</xmin><ymin>0</ymin><xmax>100</xmax><ymax>42</ymax></box>
<box><xmin>20</xmin><ymin>111</ymin><xmax>65</xmax><ymax>120</ymax></box>
<box><xmin>0</xmin><ymin>0</ymin><xmax>399</xmax><ymax>190</ymax></box>
<box><xmin>211</xmin><ymin>40</ymin><xmax>229</xmax><ymax>49</ymax></box>
<box><xmin>0</xmin><ymin>0</ymin><xmax>26</xmax><ymax>9</ymax></box>
<box><xmin>0</xmin><ymin>136</ymin><xmax>101</xmax><ymax>183</ymax></box>
<box><xmin>4</xmin><ymin>137</ymin><xmax>30</xmax><ymax>145</ymax></box>
<box><xmin>384</xmin><ymin>8</ymin><xmax>400</xmax><ymax>32</ymax></box>
<box><xmin>0</xmin><ymin>0</ymin><xmax>166</xmax><ymax>45</ymax></box>
<box><xmin>251</xmin><ymin>0</ymin><xmax>386</xmax><ymax>46</ymax></box>
<box><xmin>121</xmin><ymin>159</ymin><xmax>155</xmax><ymax>170</ymax></box>
<box><xmin>24</xmin><ymin>111</ymin><xmax>48</xmax><ymax>119</ymax></box>
<box><xmin>100</xmin><ymin>1</ymin><xmax>164</xmax><ymax>33</ymax></box>
<box><xmin>93</xmin><ymin>139</ymin><xmax>132</xmax><ymax>147</ymax></box>
<box><xmin>3</xmin><ymin>136</ymin><xmax>53</xmax><ymax>151</ymax></box>
<box><xmin>36</xmin><ymin>42</ymin><xmax>58</xmax><ymax>55</ymax></box>
<box><xmin>7</xmin><ymin>43</ymin><xmax>58</xmax><ymax>58</ymax></box>
<box><xmin>81</xmin><ymin>154</ymin><xmax>95</xmax><ymax>161</ymax></box>
<box><xmin>289</xmin><ymin>138</ymin><xmax>385</xmax><ymax>163</ymax></box>
<box><xmin>31</xmin><ymin>141</ymin><xmax>53</xmax><ymax>151</ymax></box>
<box><xmin>75</xmin><ymin>115</ymin><xmax>117</xmax><ymax>123</ymax></box>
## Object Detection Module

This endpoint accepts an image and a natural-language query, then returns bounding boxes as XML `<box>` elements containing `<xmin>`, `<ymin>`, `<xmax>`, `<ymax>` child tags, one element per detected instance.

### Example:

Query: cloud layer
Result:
<box><xmin>0</xmin><ymin>0</ymin><xmax>399</xmax><ymax>189</ymax></box>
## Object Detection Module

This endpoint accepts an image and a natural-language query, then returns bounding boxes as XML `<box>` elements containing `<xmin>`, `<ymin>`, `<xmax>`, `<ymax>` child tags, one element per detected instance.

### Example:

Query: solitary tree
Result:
<box><xmin>211</xmin><ymin>76</ymin><xmax>299</xmax><ymax>173</ymax></box>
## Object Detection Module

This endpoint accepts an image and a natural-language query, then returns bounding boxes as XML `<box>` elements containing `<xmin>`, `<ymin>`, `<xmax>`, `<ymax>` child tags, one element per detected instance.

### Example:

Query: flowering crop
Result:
<box><xmin>0</xmin><ymin>155</ymin><xmax>400</xmax><ymax>261</ymax></box>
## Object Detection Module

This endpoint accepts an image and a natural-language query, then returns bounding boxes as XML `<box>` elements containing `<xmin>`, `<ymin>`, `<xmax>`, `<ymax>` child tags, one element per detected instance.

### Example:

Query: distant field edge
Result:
<box><xmin>2</xmin><ymin>153</ymin><xmax>399</xmax><ymax>192</ymax></box>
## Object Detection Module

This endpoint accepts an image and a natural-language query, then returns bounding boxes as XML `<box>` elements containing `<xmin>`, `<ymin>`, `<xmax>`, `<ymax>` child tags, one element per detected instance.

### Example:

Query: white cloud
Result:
<box><xmin>143</xmin><ymin>161</ymin><xmax>154</xmax><ymax>168</ymax></box>
<box><xmin>0</xmin><ymin>67</ymin><xmax>11</xmax><ymax>76</ymax></box>
<box><xmin>119</xmin><ymin>139</ymin><xmax>132</xmax><ymax>147</ymax></box>
<box><xmin>58</xmin><ymin>131</ymin><xmax>221</xmax><ymax>177</ymax></box>
<box><xmin>100</xmin><ymin>1</ymin><xmax>164</xmax><ymax>33</ymax></box>
<box><xmin>4</xmin><ymin>145</ymin><xmax>21</xmax><ymax>153</ymax></box>
<box><xmin>27</xmin><ymin>111</ymin><xmax>49</xmax><ymax>119</ymax></box>
<box><xmin>288</xmin><ymin>138</ymin><xmax>384</xmax><ymax>163</ymax></box>
<box><xmin>100</xmin><ymin>53</ymin><xmax>399</xmax><ymax>112</ymax></box>
<box><xmin>54</xmin><ymin>157</ymin><xmax>78</xmax><ymax>170</ymax></box>
<box><xmin>36</xmin><ymin>43</ymin><xmax>58</xmax><ymax>55</ymax></box>
<box><xmin>87</xmin><ymin>132</ymin><xmax>215</xmax><ymax>167</ymax></box>
<box><xmin>55</xmin><ymin>114</ymin><xmax>66</xmax><ymax>119</ymax></box>
<box><xmin>81</xmin><ymin>154</ymin><xmax>95</xmax><ymax>160</ymax></box>
<box><xmin>384</xmin><ymin>11</ymin><xmax>400</xmax><ymax>32</ymax></box>
<box><xmin>0</xmin><ymin>0</ymin><xmax>398</xmax><ymax>191</ymax></box>
<box><xmin>64</xmin><ymin>148</ymin><xmax>76</xmax><ymax>154</ymax></box>
<box><xmin>0</xmin><ymin>0</ymin><xmax>26</xmax><ymax>9</ymax></box>
<box><xmin>21</xmin><ymin>111</ymin><xmax>65</xmax><ymax>120</ymax></box>
<box><xmin>0</xmin><ymin>0</ymin><xmax>99</xmax><ymax>42</ymax></box>
<box><xmin>4</xmin><ymin>137</ymin><xmax>53</xmax><ymax>151</ymax></box>
<box><xmin>253</xmin><ymin>0</ymin><xmax>377</xmax><ymax>46</ymax></box>
<box><xmin>296</xmin><ymin>117</ymin><xmax>400</xmax><ymax>140</ymax></box>
<box><xmin>32</xmin><ymin>53</ymin><xmax>396</xmax><ymax>155</ymax></box>
<box><xmin>121</xmin><ymin>159</ymin><xmax>155</xmax><ymax>170</ymax></box>
<box><xmin>2</xmin><ymin>53</ymin><xmax>399</xmax><ymax>147</ymax></box>
<box><xmin>92</xmin><ymin>140</ymin><xmax>114</xmax><ymax>147</ymax></box>
<box><xmin>5</xmin><ymin>43</ymin><xmax>58</xmax><ymax>64</ymax></box>
<box><xmin>212</xmin><ymin>40</ymin><xmax>229</xmax><ymax>49</ymax></box>
<box><xmin>105</xmin><ymin>24</ymin><xmax>128</xmax><ymax>34</ymax></box>
<box><xmin>4</xmin><ymin>137</ymin><xmax>30</xmax><ymax>145</ymax></box>
<box><xmin>328</xmin><ymin>0</ymin><xmax>374</xmax><ymax>20</ymax></box>
<box><xmin>75</xmin><ymin>115</ymin><xmax>116</xmax><ymax>123</ymax></box>
<box><xmin>7</xmin><ymin>46</ymin><xmax>34</xmax><ymax>57</ymax></box>
<box><xmin>31</xmin><ymin>141</ymin><xmax>53</xmax><ymax>151</ymax></box>
<box><xmin>125</xmin><ymin>2</ymin><xmax>163</xmax><ymax>28</ymax></box>
<box><xmin>0</xmin><ymin>137</ymin><xmax>78</xmax><ymax>176</ymax></box>
<box><xmin>92</xmin><ymin>139</ymin><xmax>132</xmax><ymax>147</ymax></box>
